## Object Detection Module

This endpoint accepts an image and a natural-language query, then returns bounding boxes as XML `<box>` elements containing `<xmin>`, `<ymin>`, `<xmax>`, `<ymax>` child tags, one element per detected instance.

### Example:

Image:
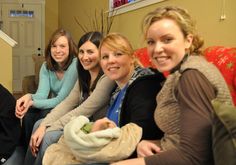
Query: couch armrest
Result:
<box><xmin>22</xmin><ymin>75</ymin><xmax>37</xmax><ymax>94</ymax></box>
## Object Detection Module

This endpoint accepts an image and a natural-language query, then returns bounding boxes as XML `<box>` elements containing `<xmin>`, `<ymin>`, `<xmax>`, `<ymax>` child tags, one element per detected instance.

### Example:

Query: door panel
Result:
<box><xmin>2</xmin><ymin>2</ymin><xmax>42</xmax><ymax>92</ymax></box>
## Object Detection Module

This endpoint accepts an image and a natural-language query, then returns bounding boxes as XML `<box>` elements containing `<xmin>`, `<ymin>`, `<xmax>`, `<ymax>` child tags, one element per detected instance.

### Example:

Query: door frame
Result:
<box><xmin>0</xmin><ymin>0</ymin><xmax>45</xmax><ymax>55</ymax></box>
<box><xmin>0</xmin><ymin>0</ymin><xmax>45</xmax><ymax>92</ymax></box>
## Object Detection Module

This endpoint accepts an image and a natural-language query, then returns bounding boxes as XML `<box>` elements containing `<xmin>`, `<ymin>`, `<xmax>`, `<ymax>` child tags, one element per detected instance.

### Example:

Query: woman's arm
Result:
<box><xmin>46</xmin><ymin>75</ymin><xmax>116</xmax><ymax>132</ymax></box>
<box><xmin>15</xmin><ymin>63</ymin><xmax>49</xmax><ymax>118</ymax></box>
<box><xmin>32</xmin><ymin>58</ymin><xmax>78</xmax><ymax>109</ymax></box>
<box><xmin>111</xmin><ymin>157</ymin><xmax>145</xmax><ymax>165</ymax></box>
<box><xmin>40</xmin><ymin>80</ymin><xmax>82</xmax><ymax>127</ymax></box>
<box><xmin>15</xmin><ymin>93</ymin><xmax>33</xmax><ymax>118</ymax></box>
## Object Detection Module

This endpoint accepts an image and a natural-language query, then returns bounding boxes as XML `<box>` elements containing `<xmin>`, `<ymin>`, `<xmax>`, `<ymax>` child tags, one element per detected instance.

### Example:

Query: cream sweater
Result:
<box><xmin>40</xmin><ymin>75</ymin><xmax>116</xmax><ymax>132</ymax></box>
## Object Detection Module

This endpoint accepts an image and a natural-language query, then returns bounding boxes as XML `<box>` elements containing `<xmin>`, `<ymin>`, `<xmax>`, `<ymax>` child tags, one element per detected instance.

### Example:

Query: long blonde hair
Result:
<box><xmin>99</xmin><ymin>33</ymin><xmax>141</xmax><ymax>67</ymax></box>
<box><xmin>142</xmin><ymin>6</ymin><xmax>204</xmax><ymax>55</ymax></box>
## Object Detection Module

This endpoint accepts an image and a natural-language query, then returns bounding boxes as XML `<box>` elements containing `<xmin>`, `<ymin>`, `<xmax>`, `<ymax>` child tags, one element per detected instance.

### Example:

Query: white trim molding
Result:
<box><xmin>0</xmin><ymin>30</ymin><xmax>17</xmax><ymax>47</ymax></box>
<box><xmin>108</xmin><ymin>0</ymin><xmax>166</xmax><ymax>16</ymax></box>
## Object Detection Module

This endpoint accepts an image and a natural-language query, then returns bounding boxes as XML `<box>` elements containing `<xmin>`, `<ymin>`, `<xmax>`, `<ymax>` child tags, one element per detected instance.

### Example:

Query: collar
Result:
<box><xmin>170</xmin><ymin>54</ymin><xmax>189</xmax><ymax>74</ymax></box>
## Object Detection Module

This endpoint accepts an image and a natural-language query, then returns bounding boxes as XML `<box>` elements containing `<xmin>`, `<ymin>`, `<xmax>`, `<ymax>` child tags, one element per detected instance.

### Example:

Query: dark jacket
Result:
<box><xmin>0</xmin><ymin>84</ymin><xmax>21</xmax><ymax>159</ymax></box>
<box><xmin>119</xmin><ymin>70</ymin><xmax>165</xmax><ymax>140</ymax></box>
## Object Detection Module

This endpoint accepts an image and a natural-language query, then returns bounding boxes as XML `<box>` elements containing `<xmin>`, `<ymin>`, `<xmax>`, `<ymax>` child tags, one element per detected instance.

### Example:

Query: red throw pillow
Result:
<box><xmin>134</xmin><ymin>47</ymin><xmax>155</xmax><ymax>68</ymax></box>
<box><xmin>204</xmin><ymin>46</ymin><xmax>236</xmax><ymax>105</ymax></box>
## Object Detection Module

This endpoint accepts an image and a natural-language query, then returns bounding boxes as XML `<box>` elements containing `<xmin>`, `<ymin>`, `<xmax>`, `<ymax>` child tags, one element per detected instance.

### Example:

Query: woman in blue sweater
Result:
<box><xmin>15</xmin><ymin>28</ymin><xmax>78</xmax><ymax>150</ymax></box>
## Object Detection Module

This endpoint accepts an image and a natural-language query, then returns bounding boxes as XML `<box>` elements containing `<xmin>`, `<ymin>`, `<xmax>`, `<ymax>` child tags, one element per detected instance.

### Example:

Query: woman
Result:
<box><xmin>43</xmin><ymin>33</ymin><xmax>165</xmax><ymax>165</ymax></box>
<box><xmin>24</xmin><ymin>31</ymin><xmax>107</xmax><ymax>165</ymax></box>
<box><xmin>111</xmin><ymin>6</ymin><xmax>233</xmax><ymax>165</ymax></box>
<box><xmin>15</xmin><ymin>28</ymin><xmax>78</xmax><ymax>149</ymax></box>
<box><xmin>98</xmin><ymin>33</ymin><xmax>164</xmax><ymax>139</ymax></box>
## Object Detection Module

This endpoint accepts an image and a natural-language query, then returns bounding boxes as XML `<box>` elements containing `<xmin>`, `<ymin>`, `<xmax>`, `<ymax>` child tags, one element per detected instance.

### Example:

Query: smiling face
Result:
<box><xmin>78</xmin><ymin>41</ymin><xmax>100</xmax><ymax>72</ymax></box>
<box><xmin>146</xmin><ymin>18</ymin><xmax>193</xmax><ymax>72</ymax></box>
<box><xmin>100</xmin><ymin>45</ymin><xmax>134</xmax><ymax>88</ymax></box>
<box><xmin>50</xmin><ymin>36</ymin><xmax>70</xmax><ymax>67</ymax></box>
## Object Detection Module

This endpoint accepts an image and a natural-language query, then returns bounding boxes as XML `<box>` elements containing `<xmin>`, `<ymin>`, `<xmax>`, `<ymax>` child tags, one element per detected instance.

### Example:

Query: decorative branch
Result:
<box><xmin>74</xmin><ymin>9</ymin><xmax>115</xmax><ymax>35</ymax></box>
<box><xmin>101</xmin><ymin>9</ymin><xmax>104</xmax><ymax>35</ymax></box>
<box><xmin>74</xmin><ymin>17</ymin><xmax>87</xmax><ymax>33</ymax></box>
<box><xmin>107</xmin><ymin>10</ymin><xmax>115</xmax><ymax>34</ymax></box>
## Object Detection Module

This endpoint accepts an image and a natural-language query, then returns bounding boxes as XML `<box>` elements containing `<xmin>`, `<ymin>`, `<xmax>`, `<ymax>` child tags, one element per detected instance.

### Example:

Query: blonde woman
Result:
<box><xmin>112</xmin><ymin>6</ymin><xmax>232</xmax><ymax>165</ymax></box>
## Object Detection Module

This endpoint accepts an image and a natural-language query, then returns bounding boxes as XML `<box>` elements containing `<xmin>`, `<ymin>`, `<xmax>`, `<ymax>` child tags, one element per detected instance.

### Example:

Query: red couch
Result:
<box><xmin>134</xmin><ymin>46</ymin><xmax>236</xmax><ymax>105</ymax></box>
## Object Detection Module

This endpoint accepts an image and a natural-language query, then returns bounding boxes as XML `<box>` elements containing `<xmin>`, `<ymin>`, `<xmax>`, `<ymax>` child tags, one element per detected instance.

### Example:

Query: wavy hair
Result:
<box><xmin>99</xmin><ymin>33</ymin><xmax>141</xmax><ymax>67</ymax></box>
<box><xmin>142</xmin><ymin>6</ymin><xmax>204</xmax><ymax>55</ymax></box>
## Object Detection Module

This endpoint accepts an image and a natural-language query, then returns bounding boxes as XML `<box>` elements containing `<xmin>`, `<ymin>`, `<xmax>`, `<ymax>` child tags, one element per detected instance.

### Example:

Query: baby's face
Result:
<box><xmin>91</xmin><ymin>117</ymin><xmax>117</xmax><ymax>132</ymax></box>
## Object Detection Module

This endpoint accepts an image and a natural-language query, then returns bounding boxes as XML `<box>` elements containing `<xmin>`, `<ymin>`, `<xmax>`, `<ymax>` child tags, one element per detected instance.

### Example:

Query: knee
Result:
<box><xmin>41</xmin><ymin>131</ymin><xmax>60</xmax><ymax>148</ymax></box>
<box><xmin>32</xmin><ymin>119</ymin><xmax>43</xmax><ymax>131</ymax></box>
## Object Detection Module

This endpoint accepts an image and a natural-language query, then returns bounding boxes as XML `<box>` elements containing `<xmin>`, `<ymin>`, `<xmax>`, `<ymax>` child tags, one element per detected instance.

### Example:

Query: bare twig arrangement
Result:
<box><xmin>74</xmin><ymin>9</ymin><xmax>115</xmax><ymax>35</ymax></box>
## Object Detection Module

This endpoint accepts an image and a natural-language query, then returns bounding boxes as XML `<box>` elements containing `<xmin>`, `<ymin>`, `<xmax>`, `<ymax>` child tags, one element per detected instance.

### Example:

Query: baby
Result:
<box><xmin>81</xmin><ymin>117</ymin><xmax>117</xmax><ymax>133</ymax></box>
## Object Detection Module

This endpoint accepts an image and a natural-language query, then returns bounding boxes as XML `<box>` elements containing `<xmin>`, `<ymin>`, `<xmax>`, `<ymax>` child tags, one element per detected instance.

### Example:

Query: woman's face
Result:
<box><xmin>78</xmin><ymin>41</ymin><xmax>100</xmax><ymax>72</ymax></box>
<box><xmin>50</xmin><ymin>36</ymin><xmax>70</xmax><ymax>67</ymax></box>
<box><xmin>146</xmin><ymin>18</ymin><xmax>192</xmax><ymax>72</ymax></box>
<box><xmin>100</xmin><ymin>45</ymin><xmax>134</xmax><ymax>88</ymax></box>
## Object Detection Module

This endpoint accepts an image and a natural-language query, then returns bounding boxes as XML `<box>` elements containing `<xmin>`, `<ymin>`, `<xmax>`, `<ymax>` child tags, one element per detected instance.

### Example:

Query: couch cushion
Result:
<box><xmin>32</xmin><ymin>55</ymin><xmax>45</xmax><ymax>86</ymax></box>
<box><xmin>134</xmin><ymin>47</ymin><xmax>155</xmax><ymax>68</ymax></box>
<box><xmin>204</xmin><ymin>46</ymin><xmax>236</xmax><ymax>105</ymax></box>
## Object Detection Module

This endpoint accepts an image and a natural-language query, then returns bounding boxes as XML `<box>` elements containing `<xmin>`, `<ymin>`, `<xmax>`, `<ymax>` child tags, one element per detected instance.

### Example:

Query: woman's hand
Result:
<box><xmin>137</xmin><ymin>140</ymin><xmax>161</xmax><ymax>157</ymax></box>
<box><xmin>91</xmin><ymin>117</ymin><xmax>117</xmax><ymax>132</ymax></box>
<box><xmin>15</xmin><ymin>94</ymin><xmax>33</xmax><ymax>118</ymax></box>
<box><xmin>30</xmin><ymin>125</ymin><xmax>46</xmax><ymax>156</ymax></box>
<box><xmin>110</xmin><ymin>140</ymin><xmax>160</xmax><ymax>165</ymax></box>
<box><xmin>111</xmin><ymin>157</ymin><xmax>145</xmax><ymax>165</ymax></box>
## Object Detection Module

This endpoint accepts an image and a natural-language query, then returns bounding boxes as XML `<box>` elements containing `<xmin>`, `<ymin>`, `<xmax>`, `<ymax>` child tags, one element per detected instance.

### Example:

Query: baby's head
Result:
<box><xmin>91</xmin><ymin>117</ymin><xmax>117</xmax><ymax>132</ymax></box>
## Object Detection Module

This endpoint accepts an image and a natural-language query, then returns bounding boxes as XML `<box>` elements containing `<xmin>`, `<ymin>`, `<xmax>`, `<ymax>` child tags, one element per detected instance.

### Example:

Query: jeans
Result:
<box><xmin>23</xmin><ymin>119</ymin><xmax>63</xmax><ymax>165</ymax></box>
<box><xmin>21</xmin><ymin>108</ymin><xmax>51</xmax><ymax>150</ymax></box>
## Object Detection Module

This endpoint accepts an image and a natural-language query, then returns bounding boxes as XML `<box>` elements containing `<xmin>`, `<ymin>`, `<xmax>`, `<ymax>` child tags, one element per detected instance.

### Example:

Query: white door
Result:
<box><xmin>1</xmin><ymin>2</ymin><xmax>44</xmax><ymax>92</ymax></box>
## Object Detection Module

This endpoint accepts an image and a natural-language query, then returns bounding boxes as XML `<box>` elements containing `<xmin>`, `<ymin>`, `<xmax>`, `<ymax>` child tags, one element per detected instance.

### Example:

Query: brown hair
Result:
<box><xmin>99</xmin><ymin>33</ymin><xmax>141</xmax><ymax>67</ymax></box>
<box><xmin>45</xmin><ymin>28</ymin><xmax>78</xmax><ymax>71</ymax></box>
<box><xmin>142</xmin><ymin>6</ymin><xmax>204</xmax><ymax>55</ymax></box>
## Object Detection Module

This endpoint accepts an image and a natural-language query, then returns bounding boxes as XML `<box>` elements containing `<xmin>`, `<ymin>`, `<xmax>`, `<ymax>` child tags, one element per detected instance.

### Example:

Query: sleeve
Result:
<box><xmin>32</xmin><ymin>58</ymin><xmax>78</xmax><ymax>109</ymax></box>
<box><xmin>46</xmin><ymin>75</ymin><xmax>116</xmax><ymax>132</ymax></box>
<box><xmin>145</xmin><ymin>70</ymin><xmax>215</xmax><ymax>165</ymax></box>
<box><xmin>120</xmin><ymin>74</ymin><xmax>164</xmax><ymax>140</ymax></box>
<box><xmin>40</xmin><ymin>80</ymin><xmax>82</xmax><ymax>127</ymax></box>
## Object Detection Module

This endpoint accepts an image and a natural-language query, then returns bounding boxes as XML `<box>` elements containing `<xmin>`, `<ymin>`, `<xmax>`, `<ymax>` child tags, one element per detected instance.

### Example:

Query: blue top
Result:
<box><xmin>32</xmin><ymin>58</ymin><xmax>78</xmax><ymax>109</ymax></box>
<box><xmin>107</xmin><ymin>85</ymin><xmax>128</xmax><ymax>125</ymax></box>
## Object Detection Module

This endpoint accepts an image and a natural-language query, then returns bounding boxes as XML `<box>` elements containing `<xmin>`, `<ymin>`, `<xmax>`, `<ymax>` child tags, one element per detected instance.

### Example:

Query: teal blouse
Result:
<box><xmin>32</xmin><ymin>58</ymin><xmax>78</xmax><ymax>109</ymax></box>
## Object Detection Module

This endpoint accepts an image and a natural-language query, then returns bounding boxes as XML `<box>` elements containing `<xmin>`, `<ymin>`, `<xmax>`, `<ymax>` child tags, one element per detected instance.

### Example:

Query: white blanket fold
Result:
<box><xmin>43</xmin><ymin>116</ymin><xmax>142</xmax><ymax>165</ymax></box>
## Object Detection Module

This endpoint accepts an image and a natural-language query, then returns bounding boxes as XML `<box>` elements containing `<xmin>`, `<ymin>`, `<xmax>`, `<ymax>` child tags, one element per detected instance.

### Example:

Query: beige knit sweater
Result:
<box><xmin>155</xmin><ymin>55</ymin><xmax>233</xmax><ymax>151</ymax></box>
